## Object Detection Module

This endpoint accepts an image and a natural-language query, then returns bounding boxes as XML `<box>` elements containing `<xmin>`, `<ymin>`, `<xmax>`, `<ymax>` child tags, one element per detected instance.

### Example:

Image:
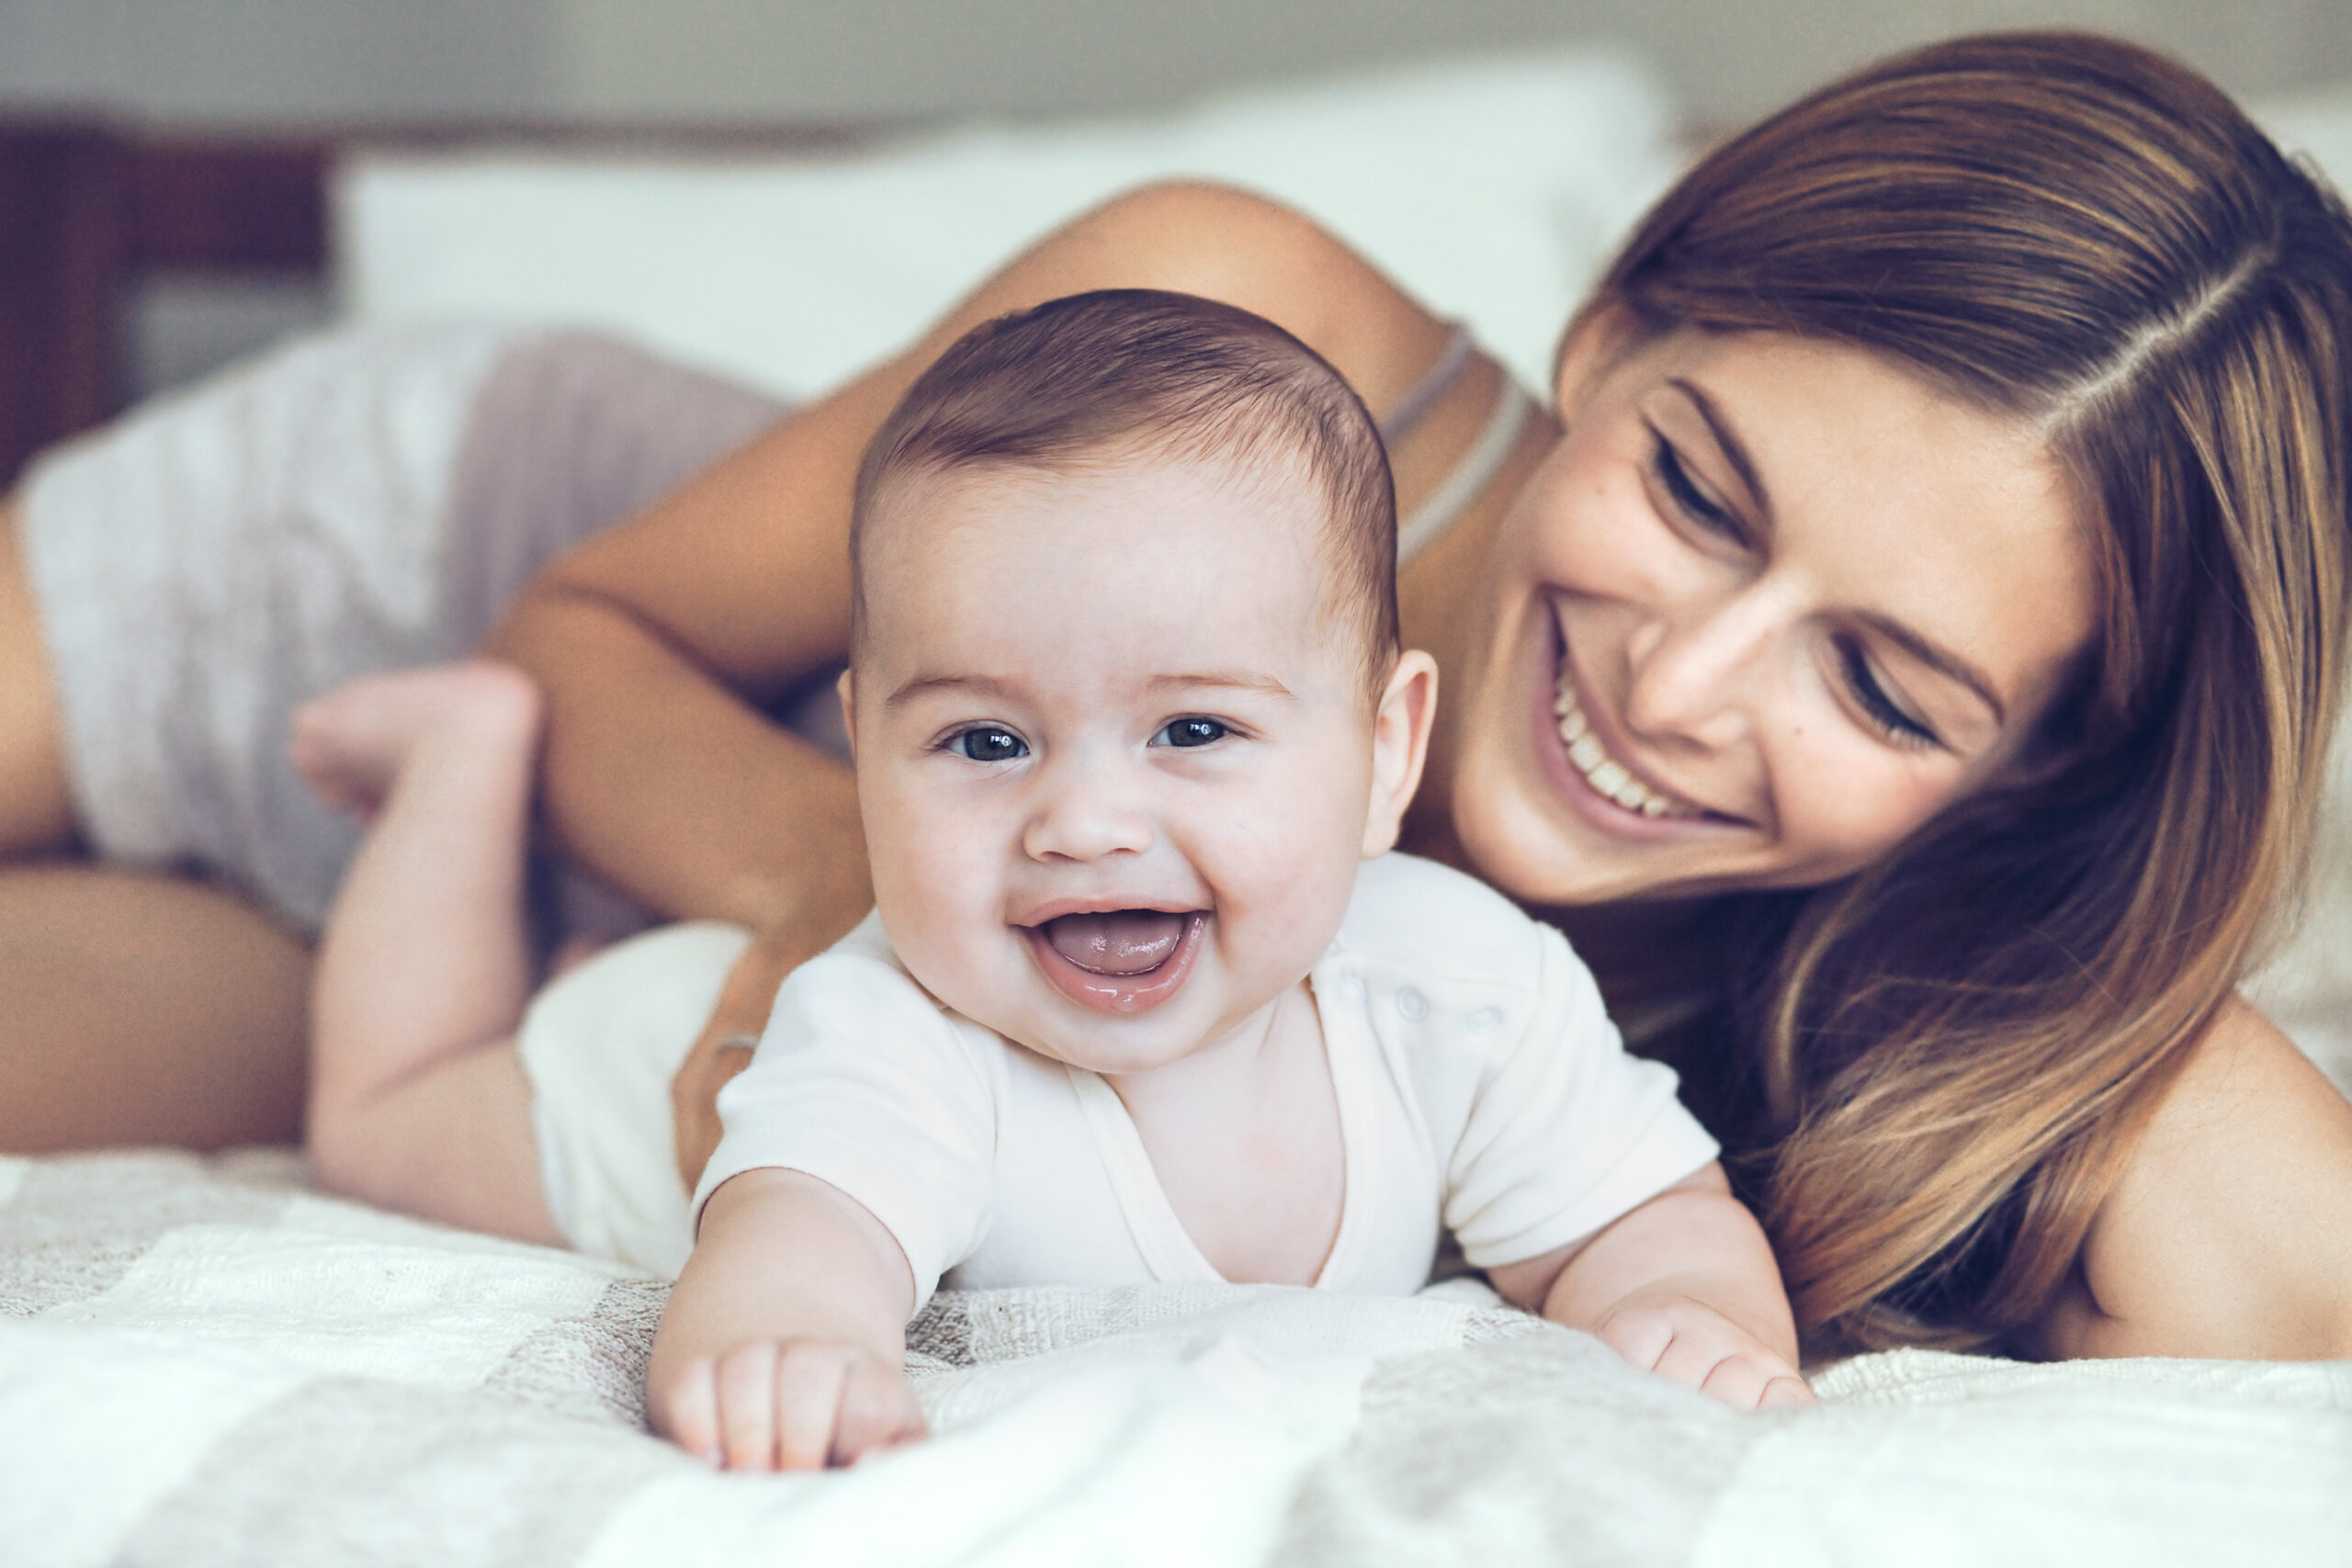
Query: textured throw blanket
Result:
<box><xmin>3</xmin><ymin>1148</ymin><xmax>2346</xmax><ymax>1567</ymax></box>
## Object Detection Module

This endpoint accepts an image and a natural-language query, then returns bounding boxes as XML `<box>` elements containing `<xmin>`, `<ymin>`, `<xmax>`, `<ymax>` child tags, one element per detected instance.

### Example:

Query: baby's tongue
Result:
<box><xmin>1043</xmin><ymin>910</ymin><xmax>1186</xmax><ymax>975</ymax></box>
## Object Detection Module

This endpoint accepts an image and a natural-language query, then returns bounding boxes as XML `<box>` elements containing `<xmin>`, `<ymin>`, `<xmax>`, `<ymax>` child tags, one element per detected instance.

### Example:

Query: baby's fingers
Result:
<box><xmin>774</xmin><ymin>1345</ymin><xmax>857</xmax><ymax>1471</ymax></box>
<box><xmin>1594</xmin><ymin>1304</ymin><xmax>1678</xmax><ymax>1371</ymax></box>
<box><xmin>1698</xmin><ymin>1351</ymin><xmax>1816</xmax><ymax>1411</ymax></box>
<box><xmin>714</xmin><ymin>1340</ymin><xmax>788</xmax><ymax>1470</ymax></box>
<box><xmin>1595</xmin><ymin>1298</ymin><xmax>1816</xmax><ymax>1412</ymax></box>
<box><xmin>1648</xmin><ymin>1318</ymin><xmax>1739</xmax><ymax>1392</ymax></box>
<box><xmin>835</xmin><ymin>1359</ymin><xmax>927</xmax><ymax>1465</ymax></box>
<box><xmin>651</xmin><ymin>1355</ymin><xmax>724</xmax><ymax>1465</ymax></box>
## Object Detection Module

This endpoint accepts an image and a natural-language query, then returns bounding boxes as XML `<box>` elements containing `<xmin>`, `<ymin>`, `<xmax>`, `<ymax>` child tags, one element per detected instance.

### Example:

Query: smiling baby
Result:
<box><xmin>293</xmin><ymin>289</ymin><xmax>1808</xmax><ymax>1478</ymax></box>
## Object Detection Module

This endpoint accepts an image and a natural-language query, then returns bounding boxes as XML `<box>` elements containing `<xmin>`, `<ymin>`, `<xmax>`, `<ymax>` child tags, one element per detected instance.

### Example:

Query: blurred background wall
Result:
<box><xmin>6</xmin><ymin>0</ymin><xmax>2352</xmax><ymax>129</ymax></box>
<box><xmin>9</xmin><ymin>0</ymin><xmax>2352</xmax><ymax>400</ymax></box>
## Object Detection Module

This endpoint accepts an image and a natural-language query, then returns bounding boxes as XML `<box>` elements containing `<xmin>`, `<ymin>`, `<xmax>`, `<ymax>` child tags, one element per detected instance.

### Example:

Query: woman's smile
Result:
<box><xmin>1541</xmin><ymin>633</ymin><xmax>1727</xmax><ymax>840</ymax></box>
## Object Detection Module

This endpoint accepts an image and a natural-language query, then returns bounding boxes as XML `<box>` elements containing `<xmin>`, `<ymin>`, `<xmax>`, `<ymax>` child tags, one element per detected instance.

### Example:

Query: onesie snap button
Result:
<box><xmin>1396</xmin><ymin>987</ymin><xmax>1429</xmax><ymax>1021</ymax></box>
<box><xmin>1468</xmin><ymin>1006</ymin><xmax>1503</xmax><ymax>1032</ymax></box>
<box><xmin>1332</xmin><ymin>975</ymin><xmax>1368</xmax><ymax>1008</ymax></box>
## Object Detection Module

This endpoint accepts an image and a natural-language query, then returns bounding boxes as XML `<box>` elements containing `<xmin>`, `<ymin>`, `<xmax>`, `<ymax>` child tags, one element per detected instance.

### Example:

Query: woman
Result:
<box><xmin>5</xmin><ymin>31</ymin><xmax>2349</xmax><ymax>1355</ymax></box>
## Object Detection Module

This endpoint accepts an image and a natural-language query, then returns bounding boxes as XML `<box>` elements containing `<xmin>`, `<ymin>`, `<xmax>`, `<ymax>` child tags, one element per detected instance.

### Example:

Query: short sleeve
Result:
<box><xmin>693</xmin><ymin>928</ymin><xmax>999</xmax><ymax>1311</ymax></box>
<box><xmin>1442</xmin><ymin>923</ymin><xmax>1720</xmax><ymax>1269</ymax></box>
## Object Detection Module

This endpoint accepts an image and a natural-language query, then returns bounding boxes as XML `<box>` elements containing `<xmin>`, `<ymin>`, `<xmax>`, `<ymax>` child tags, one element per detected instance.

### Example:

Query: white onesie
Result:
<box><xmin>695</xmin><ymin>852</ymin><xmax>1719</xmax><ymax>1308</ymax></box>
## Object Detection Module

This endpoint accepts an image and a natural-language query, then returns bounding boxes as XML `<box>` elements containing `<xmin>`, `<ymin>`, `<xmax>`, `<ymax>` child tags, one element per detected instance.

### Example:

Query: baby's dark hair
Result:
<box><xmin>850</xmin><ymin>288</ymin><xmax>1399</xmax><ymax>694</ymax></box>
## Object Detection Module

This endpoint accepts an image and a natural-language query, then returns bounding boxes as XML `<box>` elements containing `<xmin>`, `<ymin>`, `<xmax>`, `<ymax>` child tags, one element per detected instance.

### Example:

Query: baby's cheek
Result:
<box><xmin>866</xmin><ymin>832</ymin><xmax>978</xmax><ymax>973</ymax></box>
<box><xmin>1223</xmin><ymin>827</ymin><xmax>1363</xmax><ymax>963</ymax></box>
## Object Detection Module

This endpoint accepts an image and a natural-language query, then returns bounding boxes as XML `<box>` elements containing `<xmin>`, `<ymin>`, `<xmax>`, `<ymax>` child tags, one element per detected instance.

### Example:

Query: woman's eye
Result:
<box><xmin>1838</xmin><ymin>640</ymin><xmax>1939</xmax><ymax>748</ymax></box>
<box><xmin>1651</xmin><ymin>435</ymin><xmax>1738</xmax><ymax>538</ymax></box>
<box><xmin>1154</xmin><ymin>717</ymin><xmax>1227</xmax><ymax>749</ymax></box>
<box><xmin>954</xmin><ymin>727</ymin><xmax>1027</xmax><ymax>761</ymax></box>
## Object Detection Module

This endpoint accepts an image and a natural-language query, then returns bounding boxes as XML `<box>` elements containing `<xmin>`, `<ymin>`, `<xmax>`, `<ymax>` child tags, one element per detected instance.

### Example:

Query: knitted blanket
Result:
<box><xmin>4</xmin><ymin>1149</ymin><xmax>2346</xmax><ymax>1566</ymax></box>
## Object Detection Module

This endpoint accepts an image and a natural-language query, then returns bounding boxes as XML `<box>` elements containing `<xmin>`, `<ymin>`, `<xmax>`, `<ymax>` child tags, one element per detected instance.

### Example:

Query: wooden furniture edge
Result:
<box><xmin>0</xmin><ymin>115</ymin><xmax>902</xmax><ymax>488</ymax></box>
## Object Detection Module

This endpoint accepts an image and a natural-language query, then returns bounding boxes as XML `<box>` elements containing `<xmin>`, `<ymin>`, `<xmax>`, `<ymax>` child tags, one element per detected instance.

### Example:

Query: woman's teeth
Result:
<box><xmin>1553</xmin><ymin>669</ymin><xmax>1699</xmax><ymax>819</ymax></box>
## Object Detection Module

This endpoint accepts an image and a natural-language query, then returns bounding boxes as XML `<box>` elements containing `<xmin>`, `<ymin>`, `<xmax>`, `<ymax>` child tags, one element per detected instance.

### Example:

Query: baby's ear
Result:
<box><xmin>836</xmin><ymin>668</ymin><xmax>858</xmax><ymax>761</ymax></box>
<box><xmin>1363</xmin><ymin>650</ymin><xmax>1438</xmax><ymax>859</ymax></box>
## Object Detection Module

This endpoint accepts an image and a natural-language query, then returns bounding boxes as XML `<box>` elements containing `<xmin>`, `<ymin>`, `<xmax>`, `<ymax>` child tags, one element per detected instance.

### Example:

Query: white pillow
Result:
<box><xmin>2255</xmin><ymin>85</ymin><xmax>2352</xmax><ymax>197</ymax></box>
<box><xmin>336</xmin><ymin>49</ymin><xmax>1679</xmax><ymax>400</ymax></box>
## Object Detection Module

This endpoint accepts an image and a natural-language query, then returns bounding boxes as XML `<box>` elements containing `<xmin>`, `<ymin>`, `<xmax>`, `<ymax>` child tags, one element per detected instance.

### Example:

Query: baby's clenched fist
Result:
<box><xmin>651</xmin><ymin>1337</ymin><xmax>926</xmax><ymax>1471</ymax></box>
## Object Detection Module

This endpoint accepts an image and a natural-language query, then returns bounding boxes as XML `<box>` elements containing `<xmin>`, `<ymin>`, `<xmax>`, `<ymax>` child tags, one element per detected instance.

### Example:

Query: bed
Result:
<box><xmin>2</xmin><ymin>50</ymin><xmax>2349</xmax><ymax>1566</ymax></box>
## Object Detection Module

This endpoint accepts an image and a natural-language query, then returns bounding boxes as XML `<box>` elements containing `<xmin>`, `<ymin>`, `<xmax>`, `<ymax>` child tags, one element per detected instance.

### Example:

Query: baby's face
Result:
<box><xmin>847</xmin><ymin>449</ymin><xmax>1419</xmax><ymax>1077</ymax></box>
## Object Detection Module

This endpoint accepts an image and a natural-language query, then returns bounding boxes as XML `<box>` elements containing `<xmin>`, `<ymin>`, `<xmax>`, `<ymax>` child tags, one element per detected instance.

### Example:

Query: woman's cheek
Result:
<box><xmin>1782</xmin><ymin>750</ymin><xmax>1967</xmax><ymax>882</ymax></box>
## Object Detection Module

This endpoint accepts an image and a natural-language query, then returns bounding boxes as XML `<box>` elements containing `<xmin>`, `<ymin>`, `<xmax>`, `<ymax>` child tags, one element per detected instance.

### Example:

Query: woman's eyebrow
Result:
<box><xmin>1668</xmin><ymin>378</ymin><xmax>1771</xmax><ymax>518</ymax></box>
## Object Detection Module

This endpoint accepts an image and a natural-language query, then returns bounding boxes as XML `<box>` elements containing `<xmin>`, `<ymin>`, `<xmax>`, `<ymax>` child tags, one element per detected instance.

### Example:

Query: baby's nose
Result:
<box><xmin>1022</xmin><ymin>764</ymin><xmax>1155</xmax><ymax>863</ymax></box>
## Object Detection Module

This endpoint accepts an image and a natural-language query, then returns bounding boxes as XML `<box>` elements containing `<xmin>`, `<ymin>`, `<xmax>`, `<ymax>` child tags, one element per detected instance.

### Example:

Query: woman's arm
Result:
<box><xmin>2040</xmin><ymin>998</ymin><xmax>2352</xmax><ymax>1359</ymax></box>
<box><xmin>647</xmin><ymin>1168</ymin><xmax>922</xmax><ymax>1470</ymax></box>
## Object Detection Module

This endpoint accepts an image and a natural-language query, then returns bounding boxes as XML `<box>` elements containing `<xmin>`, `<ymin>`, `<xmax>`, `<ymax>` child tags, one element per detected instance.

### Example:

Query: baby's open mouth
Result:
<box><xmin>1038</xmin><ymin>910</ymin><xmax>1187</xmax><ymax>975</ymax></box>
<box><xmin>1023</xmin><ymin>908</ymin><xmax>1206</xmax><ymax>1012</ymax></box>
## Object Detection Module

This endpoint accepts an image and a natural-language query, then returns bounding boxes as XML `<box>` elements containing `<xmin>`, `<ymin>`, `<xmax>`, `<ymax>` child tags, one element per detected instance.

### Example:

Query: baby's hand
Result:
<box><xmin>1595</xmin><ymin>1293</ymin><xmax>1815</xmax><ymax>1410</ymax></box>
<box><xmin>651</xmin><ymin>1337</ymin><xmax>926</xmax><ymax>1471</ymax></box>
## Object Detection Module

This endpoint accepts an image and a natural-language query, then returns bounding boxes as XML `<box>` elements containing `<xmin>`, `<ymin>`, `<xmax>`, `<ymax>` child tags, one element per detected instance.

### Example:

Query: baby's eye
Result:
<box><xmin>1154</xmin><ymin>718</ymin><xmax>1227</xmax><ymax>749</ymax></box>
<box><xmin>954</xmin><ymin>727</ymin><xmax>1028</xmax><ymax>761</ymax></box>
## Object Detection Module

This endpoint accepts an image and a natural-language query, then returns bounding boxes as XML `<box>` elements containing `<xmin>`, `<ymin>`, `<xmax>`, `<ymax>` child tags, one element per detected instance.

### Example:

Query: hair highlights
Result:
<box><xmin>1589</xmin><ymin>31</ymin><xmax>2352</xmax><ymax>1348</ymax></box>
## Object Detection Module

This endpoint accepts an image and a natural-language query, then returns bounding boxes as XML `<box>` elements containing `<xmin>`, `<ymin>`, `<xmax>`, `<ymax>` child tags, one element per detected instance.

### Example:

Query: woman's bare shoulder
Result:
<box><xmin>915</xmin><ymin>179</ymin><xmax>1461</xmax><ymax>410</ymax></box>
<box><xmin>2043</xmin><ymin>998</ymin><xmax>2352</xmax><ymax>1359</ymax></box>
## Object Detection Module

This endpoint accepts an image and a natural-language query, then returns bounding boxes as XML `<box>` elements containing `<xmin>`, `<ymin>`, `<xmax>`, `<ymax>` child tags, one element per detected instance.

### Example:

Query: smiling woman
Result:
<box><xmin>1419</xmin><ymin>32</ymin><xmax>2352</xmax><ymax>1351</ymax></box>
<box><xmin>1442</xmin><ymin>331</ymin><xmax>2097</xmax><ymax>905</ymax></box>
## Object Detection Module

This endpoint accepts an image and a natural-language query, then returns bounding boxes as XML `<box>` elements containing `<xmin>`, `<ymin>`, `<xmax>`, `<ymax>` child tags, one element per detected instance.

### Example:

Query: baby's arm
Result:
<box><xmin>1487</xmin><ymin>1163</ymin><xmax>1813</xmax><ymax>1410</ymax></box>
<box><xmin>647</xmin><ymin>1168</ymin><xmax>927</xmax><ymax>1470</ymax></box>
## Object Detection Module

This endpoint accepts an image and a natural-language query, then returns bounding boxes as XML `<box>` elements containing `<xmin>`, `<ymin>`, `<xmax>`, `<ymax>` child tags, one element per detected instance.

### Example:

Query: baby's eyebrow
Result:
<box><xmin>1147</xmin><ymin>671</ymin><xmax>1297</xmax><ymax>701</ymax></box>
<box><xmin>884</xmin><ymin>670</ymin><xmax>1297</xmax><ymax>708</ymax></box>
<box><xmin>884</xmin><ymin>673</ymin><xmax>1020</xmax><ymax>709</ymax></box>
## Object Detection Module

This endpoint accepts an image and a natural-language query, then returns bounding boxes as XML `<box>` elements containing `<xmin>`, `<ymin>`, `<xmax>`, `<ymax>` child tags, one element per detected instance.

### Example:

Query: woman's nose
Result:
<box><xmin>1021</xmin><ymin>753</ymin><xmax>1156</xmax><ymax>863</ymax></box>
<box><xmin>1620</xmin><ymin>585</ymin><xmax>1784</xmax><ymax>748</ymax></box>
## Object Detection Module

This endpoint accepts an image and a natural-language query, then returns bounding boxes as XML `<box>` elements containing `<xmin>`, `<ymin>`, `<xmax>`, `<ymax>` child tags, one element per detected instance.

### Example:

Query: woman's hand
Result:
<box><xmin>651</xmin><ymin>1335</ymin><xmax>925</xmax><ymax>1471</ymax></box>
<box><xmin>1590</xmin><ymin>1291</ymin><xmax>1813</xmax><ymax>1410</ymax></box>
<box><xmin>673</xmin><ymin>911</ymin><xmax>868</xmax><ymax>1191</ymax></box>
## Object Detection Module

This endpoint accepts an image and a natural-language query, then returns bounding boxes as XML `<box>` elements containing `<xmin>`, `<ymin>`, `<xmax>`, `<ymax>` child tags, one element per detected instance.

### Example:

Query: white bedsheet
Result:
<box><xmin>2</xmin><ymin>1148</ymin><xmax>2345</xmax><ymax>1567</ymax></box>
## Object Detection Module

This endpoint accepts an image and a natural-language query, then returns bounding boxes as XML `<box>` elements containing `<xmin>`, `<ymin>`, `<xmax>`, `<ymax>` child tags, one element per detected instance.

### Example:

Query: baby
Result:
<box><xmin>296</xmin><ymin>289</ymin><xmax>1809</xmax><ymax>1476</ymax></box>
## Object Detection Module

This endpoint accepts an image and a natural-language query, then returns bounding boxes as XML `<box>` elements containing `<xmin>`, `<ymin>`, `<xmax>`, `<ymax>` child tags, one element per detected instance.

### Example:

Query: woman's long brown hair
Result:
<box><xmin>1585</xmin><ymin>31</ymin><xmax>2352</xmax><ymax>1348</ymax></box>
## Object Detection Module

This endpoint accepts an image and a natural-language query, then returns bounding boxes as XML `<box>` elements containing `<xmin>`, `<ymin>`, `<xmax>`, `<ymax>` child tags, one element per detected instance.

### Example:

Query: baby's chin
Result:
<box><xmin>903</xmin><ymin>920</ymin><xmax>1322</xmax><ymax>1072</ymax></box>
<box><xmin>983</xmin><ymin>978</ymin><xmax>1259</xmax><ymax>1077</ymax></box>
